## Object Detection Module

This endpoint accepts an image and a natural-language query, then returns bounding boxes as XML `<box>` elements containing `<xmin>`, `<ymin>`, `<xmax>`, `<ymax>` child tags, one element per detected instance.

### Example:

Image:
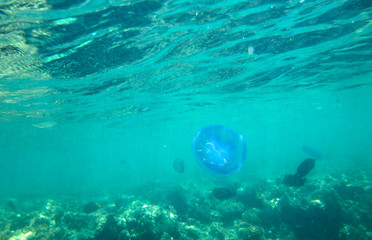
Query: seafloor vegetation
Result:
<box><xmin>1</xmin><ymin>171</ymin><xmax>371</xmax><ymax>240</ymax></box>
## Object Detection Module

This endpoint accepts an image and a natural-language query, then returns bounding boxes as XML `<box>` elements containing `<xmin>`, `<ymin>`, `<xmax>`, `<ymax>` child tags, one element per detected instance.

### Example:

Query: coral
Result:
<box><xmin>185</xmin><ymin>225</ymin><xmax>204</xmax><ymax>239</ymax></box>
<box><xmin>218</xmin><ymin>200</ymin><xmax>245</xmax><ymax>224</ymax></box>
<box><xmin>8</xmin><ymin>231</ymin><xmax>34</xmax><ymax>240</ymax></box>
<box><xmin>237</xmin><ymin>223</ymin><xmax>264</xmax><ymax>240</ymax></box>
<box><xmin>119</xmin><ymin>201</ymin><xmax>180</xmax><ymax>240</ymax></box>
<box><xmin>95</xmin><ymin>215</ymin><xmax>123</xmax><ymax>240</ymax></box>
<box><xmin>31</xmin><ymin>215</ymin><xmax>51</xmax><ymax>228</ymax></box>
<box><xmin>1</xmin><ymin>173</ymin><xmax>371</xmax><ymax>240</ymax></box>
<box><xmin>242</xmin><ymin>208</ymin><xmax>261</xmax><ymax>225</ymax></box>
<box><xmin>236</xmin><ymin>186</ymin><xmax>265</xmax><ymax>208</ymax></box>
<box><xmin>208</xmin><ymin>222</ymin><xmax>226</xmax><ymax>240</ymax></box>
<box><xmin>9</xmin><ymin>215</ymin><xmax>31</xmax><ymax>231</ymax></box>
<box><xmin>166</xmin><ymin>187</ymin><xmax>189</xmax><ymax>215</ymax></box>
<box><xmin>188</xmin><ymin>196</ymin><xmax>218</xmax><ymax>224</ymax></box>
<box><xmin>278</xmin><ymin>190</ymin><xmax>344</xmax><ymax>240</ymax></box>
<box><xmin>63</xmin><ymin>212</ymin><xmax>92</xmax><ymax>231</ymax></box>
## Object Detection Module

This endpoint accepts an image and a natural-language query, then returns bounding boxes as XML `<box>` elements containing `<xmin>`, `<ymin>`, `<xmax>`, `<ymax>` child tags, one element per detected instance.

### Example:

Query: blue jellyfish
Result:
<box><xmin>302</xmin><ymin>145</ymin><xmax>322</xmax><ymax>160</ymax></box>
<box><xmin>192</xmin><ymin>125</ymin><xmax>247</xmax><ymax>177</ymax></box>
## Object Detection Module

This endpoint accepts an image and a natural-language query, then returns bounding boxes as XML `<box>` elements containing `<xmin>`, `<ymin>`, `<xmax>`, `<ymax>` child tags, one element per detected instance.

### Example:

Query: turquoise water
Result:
<box><xmin>1</xmin><ymin>0</ymin><xmax>372</xmax><ymax>239</ymax></box>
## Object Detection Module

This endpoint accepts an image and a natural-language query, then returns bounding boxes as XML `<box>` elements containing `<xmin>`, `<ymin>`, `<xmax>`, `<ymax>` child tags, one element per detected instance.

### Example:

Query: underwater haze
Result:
<box><xmin>1</xmin><ymin>0</ymin><xmax>372</xmax><ymax>239</ymax></box>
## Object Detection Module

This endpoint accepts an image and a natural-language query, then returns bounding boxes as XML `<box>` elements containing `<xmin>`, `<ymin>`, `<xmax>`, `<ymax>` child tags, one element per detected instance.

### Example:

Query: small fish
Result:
<box><xmin>173</xmin><ymin>158</ymin><xmax>185</xmax><ymax>173</ymax></box>
<box><xmin>119</xmin><ymin>158</ymin><xmax>132</xmax><ymax>170</ymax></box>
<box><xmin>6</xmin><ymin>200</ymin><xmax>17</xmax><ymax>212</ymax></box>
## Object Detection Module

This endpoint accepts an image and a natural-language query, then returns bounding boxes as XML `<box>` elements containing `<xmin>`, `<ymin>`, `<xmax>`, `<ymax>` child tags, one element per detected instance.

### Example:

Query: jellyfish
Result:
<box><xmin>192</xmin><ymin>125</ymin><xmax>247</xmax><ymax>177</ymax></box>
<box><xmin>302</xmin><ymin>145</ymin><xmax>322</xmax><ymax>160</ymax></box>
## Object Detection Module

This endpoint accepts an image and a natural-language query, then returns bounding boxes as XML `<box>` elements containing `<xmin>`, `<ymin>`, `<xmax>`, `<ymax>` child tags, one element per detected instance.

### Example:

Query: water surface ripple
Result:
<box><xmin>1</xmin><ymin>0</ymin><xmax>371</xmax><ymax>123</ymax></box>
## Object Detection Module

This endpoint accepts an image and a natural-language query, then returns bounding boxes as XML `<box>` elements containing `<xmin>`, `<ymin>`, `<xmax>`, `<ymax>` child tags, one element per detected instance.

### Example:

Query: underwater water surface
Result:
<box><xmin>1</xmin><ymin>0</ymin><xmax>372</xmax><ymax>239</ymax></box>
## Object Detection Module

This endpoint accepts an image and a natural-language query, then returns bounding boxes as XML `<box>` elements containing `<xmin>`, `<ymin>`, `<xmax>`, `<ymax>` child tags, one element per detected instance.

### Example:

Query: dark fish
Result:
<box><xmin>119</xmin><ymin>158</ymin><xmax>132</xmax><ymax>169</ymax></box>
<box><xmin>173</xmin><ymin>158</ymin><xmax>185</xmax><ymax>173</ymax></box>
<box><xmin>212</xmin><ymin>187</ymin><xmax>236</xmax><ymax>200</ymax></box>
<box><xmin>296</xmin><ymin>158</ymin><xmax>315</xmax><ymax>178</ymax></box>
<box><xmin>283</xmin><ymin>174</ymin><xmax>306</xmax><ymax>187</ymax></box>
<box><xmin>283</xmin><ymin>158</ymin><xmax>315</xmax><ymax>187</ymax></box>
<box><xmin>6</xmin><ymin>200</ymin><xmax>16</xmax><ymax>212</ymax></box>
<box><xmin>83</xmin><ymin>202</ymin><xmax>100</xmax><ymax>213</ymax></box>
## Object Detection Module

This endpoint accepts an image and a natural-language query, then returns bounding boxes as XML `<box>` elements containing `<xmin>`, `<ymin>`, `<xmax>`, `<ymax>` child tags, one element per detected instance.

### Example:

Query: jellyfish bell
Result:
<box><xmin>302</xmin><ymin>145</ymin><xmax>322</xmax><ymax>160</ymax></box>
<box><xmin>192</xmin><ymin>125</ymin><xmax>247</xmax><ymax>177</ymax></box>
